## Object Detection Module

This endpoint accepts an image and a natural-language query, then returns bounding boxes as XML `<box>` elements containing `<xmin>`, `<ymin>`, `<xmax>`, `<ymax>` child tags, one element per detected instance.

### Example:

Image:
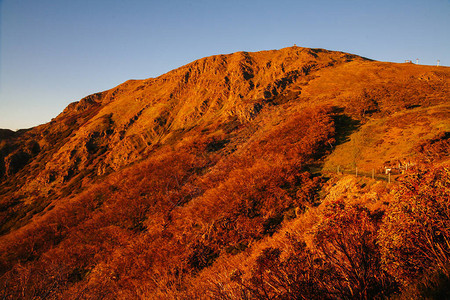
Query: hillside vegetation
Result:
<box><xmin>0</xmin><ymin>46</ymin><xmax>449</xmax><ymax>299</ymax></box>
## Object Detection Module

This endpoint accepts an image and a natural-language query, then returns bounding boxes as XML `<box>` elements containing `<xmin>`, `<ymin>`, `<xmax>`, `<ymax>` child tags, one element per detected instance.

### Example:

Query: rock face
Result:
<box><xmin>0</xmin><ymin>46</ymin><xmax>448</xmax><ymax>201</ymax></box>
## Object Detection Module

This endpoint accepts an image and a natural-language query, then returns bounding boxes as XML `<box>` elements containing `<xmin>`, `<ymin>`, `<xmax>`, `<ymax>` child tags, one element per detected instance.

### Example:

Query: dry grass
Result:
<box><xmin>323</xmin><ymin>104</ymin><xmax>450</xmax><ymax>173</ymax></box>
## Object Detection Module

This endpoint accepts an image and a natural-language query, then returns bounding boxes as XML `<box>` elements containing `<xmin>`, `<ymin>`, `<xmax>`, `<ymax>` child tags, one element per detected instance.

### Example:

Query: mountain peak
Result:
<box><xmin>0</xmin><ymin>46</ymin><xmax>447</xmax><ymax>197</ymax></box>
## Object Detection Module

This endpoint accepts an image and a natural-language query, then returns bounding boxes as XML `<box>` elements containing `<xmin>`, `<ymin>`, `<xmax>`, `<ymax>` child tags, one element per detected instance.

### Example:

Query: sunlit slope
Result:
<box><xmin>1</xmin><ymin>47</ymin><xmax>449</xmax><ymax>205</ymax></box>
<box><xmin>324</xmin><ymin>104</ymin><xmax>449</xmax><ymax>173</ymax></box>
<box><xmin>0</xmin><ymin>47</ymin><xmax>366</xmax><ymax>197</ymax></box>
<box><xmin>0</xmin><ymin>46</ymin><xmax>449</xmax><ymax>299</ymax></box>
<box><xmin>299</xmin><ymin>60</ymin><xmax>449</xmax><ymax>173</ymax></box>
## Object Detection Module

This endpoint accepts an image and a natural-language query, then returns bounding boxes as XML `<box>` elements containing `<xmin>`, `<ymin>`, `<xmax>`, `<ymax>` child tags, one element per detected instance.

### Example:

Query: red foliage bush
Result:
<box><xmin>379</xmin><ymin>166</ymin><xmax>450</xmax><ymax>284</ymax></box>
<box><xmin>313</xmin><ymin>201</ymin><xmax>397</xmax><ymax>299</ymax></box>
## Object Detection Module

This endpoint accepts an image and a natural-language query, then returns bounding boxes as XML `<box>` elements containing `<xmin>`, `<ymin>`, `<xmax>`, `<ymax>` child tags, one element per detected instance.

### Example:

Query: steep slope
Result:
<box><xmin>0</xmin><ymin>46</ymin><xmax>449</xmax><ymax>299</ymax></box>
<box><xmin>0</xmin><ymin>47</ymin><xmax>365</xmax><ymax>200</ymax></box>
<box><xmin>3</xmin><ymin>47</ymin><xmax>448</xmax><ymax>202</ymax></box>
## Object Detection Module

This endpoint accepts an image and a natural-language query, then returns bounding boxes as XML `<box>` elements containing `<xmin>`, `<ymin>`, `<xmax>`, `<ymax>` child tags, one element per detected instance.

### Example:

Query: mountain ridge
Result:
<box><xmin>0</xmin><ymin>46</ymin><xmax>448</xmax><ymax>195</ymax></box>
<box><xmin>0</xmin><ymin>47</ymin><xmax>369</xmax><ymax>190</ymax></box>
<box><xmin>1</xmin><ymin>46</ymin><xmax>448</xmax><ymax>197</ymax></box>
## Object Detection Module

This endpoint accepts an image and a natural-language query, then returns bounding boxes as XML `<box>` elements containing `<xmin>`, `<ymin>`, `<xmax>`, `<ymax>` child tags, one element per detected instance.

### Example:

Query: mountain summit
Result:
<box><xmin>0</xmin><ymin>47</ymin><xmax>449</xmax><ymax>299</ymax></box>
<box><xmin>1</xmin><ymin>47</ymin><xmax>368</xmax><ymax>191</ymax></box>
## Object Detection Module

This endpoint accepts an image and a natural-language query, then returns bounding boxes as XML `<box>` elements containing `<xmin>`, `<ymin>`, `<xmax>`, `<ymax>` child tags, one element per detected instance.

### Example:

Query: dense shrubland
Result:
<box><xmin>0</xmin><ymin>103</ymin><xmax>448</xmax><ymax>299</ymax></box>
<box><xmin>0</xmin><ymin>107</ymin><xmax>334</xmax><ymax>298</ymax></box>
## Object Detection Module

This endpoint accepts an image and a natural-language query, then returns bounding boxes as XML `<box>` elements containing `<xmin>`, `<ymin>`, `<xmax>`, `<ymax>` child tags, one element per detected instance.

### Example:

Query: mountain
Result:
<box><xmin>0</xmin><ymin>46</ymin><xmax>449</xmax><ymax>299</ymax></box>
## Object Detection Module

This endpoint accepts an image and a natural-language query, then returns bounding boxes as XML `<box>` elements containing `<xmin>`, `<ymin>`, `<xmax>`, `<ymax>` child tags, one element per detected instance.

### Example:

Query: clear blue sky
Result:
<box><xmin>1</xmin><ymin>0</ymin><xmax>449</xmax><ymax>130</ymax></box>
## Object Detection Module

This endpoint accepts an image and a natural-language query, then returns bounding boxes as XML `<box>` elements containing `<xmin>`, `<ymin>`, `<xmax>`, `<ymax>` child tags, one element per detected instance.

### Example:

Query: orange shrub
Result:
<box><xmin>313</xmin><ymin>200</ymin><xmax>397</xmax><ymax>299</ymax></box>
<box><xmin>379</xmin><ymin>166</ymin><xmax>450</xmax><ymax>284</ymax></box>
